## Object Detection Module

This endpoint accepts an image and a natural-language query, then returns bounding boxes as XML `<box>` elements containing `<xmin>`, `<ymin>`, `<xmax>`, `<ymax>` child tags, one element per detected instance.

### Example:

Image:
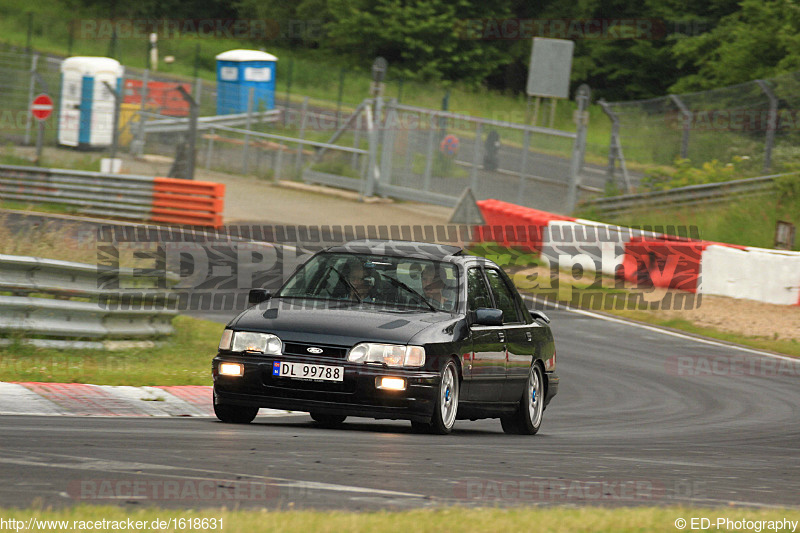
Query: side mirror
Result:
<box><xmin>474</xmin><ymin>307</ymin><xmax>503</xmax><ymax>327</ymax></box>
<box><xmin>248</xmin><ymin>289</ymin><xmax>271</xmax><ymax>306</ymax></box>
<box><xmin>530</xmin><ymin>310</ymin><xmax>551</xmax><ymax>324</ymax></box>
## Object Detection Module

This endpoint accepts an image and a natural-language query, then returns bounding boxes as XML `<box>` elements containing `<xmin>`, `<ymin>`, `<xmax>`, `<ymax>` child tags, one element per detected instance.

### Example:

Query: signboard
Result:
<box><xmin>526</xmin><ymin>38</ymin><xmax>574</xmax><ymax>99</ymax></box>
<box><xmin>31</xmin><ymin>94</ymin><xmax>53</xmax><ymax>121</ymax></box>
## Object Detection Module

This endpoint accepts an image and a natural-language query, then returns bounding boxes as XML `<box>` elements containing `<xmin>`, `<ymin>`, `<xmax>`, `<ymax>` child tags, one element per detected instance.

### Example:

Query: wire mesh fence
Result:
<box><xmin>604</xmin><ymin>73</ymin><xmax>800</xmax><ymax>174</ymax></box>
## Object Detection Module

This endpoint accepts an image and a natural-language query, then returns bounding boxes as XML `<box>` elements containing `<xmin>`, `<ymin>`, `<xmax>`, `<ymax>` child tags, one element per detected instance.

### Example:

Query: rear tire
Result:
<box><xmin>213</xmin><ymin>395</ymin><xmax>258</xmax><ymax>424</ymax></box>
<box><xmin>411</xmin><ymin>359</ymin><xmax>459</xmax><ymax>435</ymax></box>
<box><xmin>501</xmin><ymin>364</ymin><xmax>545</xmax><ymax>435</ymax></box>
<box><xmin>310</xmin><ymin>412</ymin><xmax>347</xmax><ymax>428</ymax></box>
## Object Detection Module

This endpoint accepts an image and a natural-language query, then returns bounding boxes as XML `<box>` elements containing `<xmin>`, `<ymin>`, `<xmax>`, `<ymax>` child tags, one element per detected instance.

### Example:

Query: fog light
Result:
<box><xmin>219</xmin><ymin>362</ymin><xmax>244</xmax><ymax>377</ymax></box>
<box><xmin>377</xmin><ymin>377</ymin><xmax>406</xmax><ymax>391</ymax></box>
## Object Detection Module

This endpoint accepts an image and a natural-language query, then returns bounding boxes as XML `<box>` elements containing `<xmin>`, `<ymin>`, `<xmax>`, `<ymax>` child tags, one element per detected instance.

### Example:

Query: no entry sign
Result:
<box><xmin>31</xmin><ymin>94</ymin><xmax>53</xmax><ymax>121</ymax></box>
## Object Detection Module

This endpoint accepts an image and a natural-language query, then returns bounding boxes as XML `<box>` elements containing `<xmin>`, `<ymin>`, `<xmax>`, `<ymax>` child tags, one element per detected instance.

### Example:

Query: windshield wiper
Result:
<box><xmin>381</xmin><ymin>274</ymin><xmax>437</xmax><ymax>312</ymax></box>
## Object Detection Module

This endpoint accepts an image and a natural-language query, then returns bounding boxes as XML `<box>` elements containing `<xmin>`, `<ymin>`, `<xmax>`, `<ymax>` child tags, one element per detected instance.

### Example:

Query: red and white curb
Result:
<box><xmin>0</xmin><ymin>382</ymin><xmax>294</xmax><ymax>418</ymax></box>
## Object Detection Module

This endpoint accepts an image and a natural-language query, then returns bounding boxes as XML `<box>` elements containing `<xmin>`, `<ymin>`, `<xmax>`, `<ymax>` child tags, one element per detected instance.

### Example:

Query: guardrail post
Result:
<box><xmin>669</xmin><ymin>94</ymin><xmax>692</xmax><ymax>160</ymax></box>
<box><xmin>295</xmin><ymin>96</ymin><xmax>309</xmax><ymax>178</ymax></box>
<box><xmin>470</xmin><ymin>122</ymin><xmax>482</xmax><ymax>192</ymax></box>
<box><xmin>132</xmin><ymin>69</ymin><xmax>149</xmax><ymax>156</ymax></box>
<box><xmin>243</xmin><ymin>87</ymin><xmax>254</xmax><ymax>174</ymax></box>
<box><xmin>24</xmin><ymin>53</ymin><xmax>38</xmax><ymax>146</ymax></box>
<box><xmin>566</xmin><ymin>84</ymin><xmax>590</xmax><ymax>213</ymax></box>
<box><xmin>517</xmin><ymin>129</ymin><xmax>531</xmax><ymax>198</ymax></box>
<box><xmin>756</xmin><ymin>80</ymin><xmax>778</xmax><ymax>173</ymax></box>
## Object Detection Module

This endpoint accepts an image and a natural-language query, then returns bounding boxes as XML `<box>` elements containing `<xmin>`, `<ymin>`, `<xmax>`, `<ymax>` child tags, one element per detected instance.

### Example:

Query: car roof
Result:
<box><xmin>325</xmin><ymin>240</ymin><xmax>464</xmax><ymax>261</ymax></box>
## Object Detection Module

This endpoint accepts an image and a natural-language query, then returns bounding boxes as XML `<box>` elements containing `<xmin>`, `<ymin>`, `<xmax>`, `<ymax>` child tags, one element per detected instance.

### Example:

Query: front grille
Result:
<box><xmin>282</xmin><ymin>342</ymin><xmax>348</xmax><ymax>359</ymax></box>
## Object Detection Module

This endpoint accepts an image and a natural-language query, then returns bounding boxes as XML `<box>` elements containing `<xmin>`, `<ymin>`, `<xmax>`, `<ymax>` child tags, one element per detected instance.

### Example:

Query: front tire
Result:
<box><xmin>310</xmin><ymin>412</ymin><xmax>347</xmax><ymax>428</ymax></box>
<box><xmin>214</xmin><ymin>394</ymin><xmax>258</xmax><ymax>424</ymax></box>
<box><xmin>501</xmin><ymin>364</ymin><xmax>545</xmax><ymax>435</ymax></box>
<box><xmin>412</xmin><ymin>359</ymin><xmax>459</xmax><ymax>435</ymax></box>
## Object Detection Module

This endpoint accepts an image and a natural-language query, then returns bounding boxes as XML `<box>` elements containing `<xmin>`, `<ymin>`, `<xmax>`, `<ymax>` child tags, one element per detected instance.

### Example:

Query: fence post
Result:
<box><xmin>422</xmin><ymin>119</ymin><xmax>436</xmax><ymax>192</ymax></box>
<box><xmin>132</xmin><ymin>69</ymin><xmax>149</xmax><ymax>156</ymax></box>
<box><xmin>566</xmin><ymin>84</ymin><xmax>590</xmax><ymax>213</ymax></box>
<box><xmin>205</xmin><ymin>127</ymin><xmax>215</xmax><ymax>169</ymax></box>
<box><xmin>379</xmin><ymin>99</ymin><xmax>397</xmax><ymax>187</ymax></box>
<box><xmin>598</xmin><ymin>99</ymin><xmax>632</xmax><ymax>193</ymax></box>
<box><xmin>756</xmin><ymin>80</ymin><xmax>778</xmax><ymax>173</ymax></box>
<box><xmin>24</xmin><ymin>53</ymin><xmax>38</xmax><ymax>146</ymax></box>
<box><xmin>101</xmin><ymin>80</ymin><xmax>122</xmax><ymax>163</ymax></box>
<box><xmin>274</xmin><ymin>147</ymin><xmax>284</xmax><ymax>182</ymax></box>
<box><xmin>669</xmin><ymin>94</ymin><xmax>692</xmax><ymax>160</ymax></box>
<box><xmin>194</xmin><ymin>76</ymin><xmax>203</xmax><ymax>109</ymax></box>
<box><xmin>284</xmin><ymin>58</ymin><xmax>293</xmax><ymax>127</ymax></box>
<box><xmin>336</xmin><ymin>67</ymin><xmax>346</xmax><ymax>127</ymax></box>
<box><xmin>176</xmin><ymin>85</ymin><xmax>198</xmax><ymax>180</ymax></box>
<box><xmin>364</xmin><ymin>103</ymin><xmax>378</xmax><ymax>197</ymax></box>
<box><xmin>470</xmin><ymin>122</ymin><xmax>482</xmax><ymax>192</ymax></box>
<box><xmin>295</xmin><ymin>96</ymin><xmax>309</xmax><ymax>177</ymax></box>
<box><xmin>243</xmin><ymin>87</ymin><xmax>254</xmax><ymax>174</ymax></box>
<box><xmin>517</xmin><ymin>129</ymin><xmax>531</xmax><ymax>199</ymax></box>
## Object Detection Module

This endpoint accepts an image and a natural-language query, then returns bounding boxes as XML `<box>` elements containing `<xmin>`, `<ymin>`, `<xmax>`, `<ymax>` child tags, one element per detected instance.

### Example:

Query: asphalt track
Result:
<box><xmin>2</xmin><ymin>306</ymin><xmax>798</xmax><ymax>511</ymax></box>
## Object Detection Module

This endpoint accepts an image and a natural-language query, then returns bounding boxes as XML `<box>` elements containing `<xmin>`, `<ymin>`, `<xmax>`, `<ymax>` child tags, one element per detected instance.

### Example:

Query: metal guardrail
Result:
<box><xmin>0</xmin><ymin>164</ymin><xmax>155</xmax><ymax>220</ymax></box>
<box><xmin>579</xmin><ymin>174</ymin><xmax>787</xmax><ymax>215</ymax></box>
<box><xmin>0</xmin><ymin>254</ymin><xmax>178</xmax><ymax>348</ymax></box>
<box><xmin>143</xmin><ymin>110</ymin><xmax>282</xmax><ymax>134</ymax></box>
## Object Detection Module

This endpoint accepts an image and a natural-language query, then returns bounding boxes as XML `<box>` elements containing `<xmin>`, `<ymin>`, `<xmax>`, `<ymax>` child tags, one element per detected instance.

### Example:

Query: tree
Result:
<box><xmin>670</xmin><ymin>0</ymin><xmax>800</xmax><ymax>91</ymax></box>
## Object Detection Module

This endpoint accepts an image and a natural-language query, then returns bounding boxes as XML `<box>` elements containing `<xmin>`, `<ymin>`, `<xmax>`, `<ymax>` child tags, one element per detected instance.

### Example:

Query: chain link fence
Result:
<box><xmin>0</xmin><ymin>49</ymin><xmax>592</xmax><ymax>213</ymax></box>
<box><xmin>603</xmin><ymin>72</ymin><xmax>800</xmax><ymax>178</ymax></box>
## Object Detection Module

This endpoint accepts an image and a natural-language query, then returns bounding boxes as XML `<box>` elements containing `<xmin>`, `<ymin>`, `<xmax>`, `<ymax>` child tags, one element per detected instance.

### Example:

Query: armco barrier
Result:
<box><xmin>0</xmin><ymin>164</ymin><xmax>224</xmax><ymax>227</ymax></box>
<box><xmin>0</xmin><ymin>254</ymin><xmax>178</xmax><ymax>347</ymax></box>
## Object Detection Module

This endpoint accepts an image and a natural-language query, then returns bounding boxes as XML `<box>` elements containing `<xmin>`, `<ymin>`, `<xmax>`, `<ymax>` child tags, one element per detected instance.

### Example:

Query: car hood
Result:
<box><xmin>229</xmin><ymin>299</ymin><xmax>449</xmax><ymax>346</ymax></box>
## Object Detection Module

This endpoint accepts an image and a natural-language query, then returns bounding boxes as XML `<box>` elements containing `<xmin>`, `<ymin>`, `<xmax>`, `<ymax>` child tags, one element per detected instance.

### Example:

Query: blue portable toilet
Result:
<box><xmin>215</xmin><ymin>49</ymin><xmax>277</xmax><ymax>115</ymax></box>
<box><xmin>58</xmin><ymin>56</ymin><xmax>124</xmax><ymax>148</ymax></box>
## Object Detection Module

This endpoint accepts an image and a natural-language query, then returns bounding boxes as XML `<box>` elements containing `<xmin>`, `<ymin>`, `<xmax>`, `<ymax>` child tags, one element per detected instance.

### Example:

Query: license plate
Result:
<box><xmin>272</xmin><ymin>361</ymin><xmax>344</xmax><ymax>382</ymax></box>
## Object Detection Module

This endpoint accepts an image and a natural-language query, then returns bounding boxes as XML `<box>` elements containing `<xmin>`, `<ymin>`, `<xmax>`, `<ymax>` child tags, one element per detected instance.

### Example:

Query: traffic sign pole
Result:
<box><xmin>30</xmin><ymin>94</ymin><xmax>53</xmax><ymax>166</ymax></box>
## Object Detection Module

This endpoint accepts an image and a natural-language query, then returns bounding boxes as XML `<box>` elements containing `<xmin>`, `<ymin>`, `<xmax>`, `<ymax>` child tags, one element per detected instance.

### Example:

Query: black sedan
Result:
<box><xmin>212</xmin><ymin>240</ymin><xmax>558</xmax><ymax>434</ymax></box>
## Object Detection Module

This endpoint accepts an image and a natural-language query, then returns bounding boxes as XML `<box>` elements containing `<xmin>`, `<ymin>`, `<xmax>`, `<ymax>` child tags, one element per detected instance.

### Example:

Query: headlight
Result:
<box><xmin>228</xmin><ymin>331</ymin><xmax>282</xmax><ymax>355</ymax></box>
<box><xmin>218</xmin><ymin>329</ymin><xmax>233</xmax><ymax>351</ymax></box>
<box><xmin>347</xmin><ymin>343</ymin><xmax>425</xmax><ymax>368</ymax></box>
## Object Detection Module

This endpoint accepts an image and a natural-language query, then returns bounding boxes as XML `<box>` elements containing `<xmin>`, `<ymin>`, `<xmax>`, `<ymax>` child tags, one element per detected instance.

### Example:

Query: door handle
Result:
<box><xmin>497</xmin><ymin>331</ymin><xmax>505</xmax><ymax>343</ymax></box>
<box><xmin>525</xmin><ymin>331</ymin><xmax>532</xmax><ymax>342</ymax></box>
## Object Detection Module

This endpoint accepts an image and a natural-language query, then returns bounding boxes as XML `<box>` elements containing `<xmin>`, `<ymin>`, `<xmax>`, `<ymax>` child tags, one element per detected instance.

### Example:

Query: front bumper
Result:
<box><xmin>212</xmin><ymin>354</ymin><xmax>441</xmax><ymax>422</ymax></box>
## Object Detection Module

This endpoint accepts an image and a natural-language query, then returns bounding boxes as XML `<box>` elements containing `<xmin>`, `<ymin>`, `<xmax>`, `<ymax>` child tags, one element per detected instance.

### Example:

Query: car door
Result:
<box><xmin>465</xmin><ymin>266</ymin><xmax>505</xmax><ymax>402</ymax></box>
<box><xmin>484</xmin><ymin>268</ymin><xmax>533</xmax><ymax>403</ymax></box>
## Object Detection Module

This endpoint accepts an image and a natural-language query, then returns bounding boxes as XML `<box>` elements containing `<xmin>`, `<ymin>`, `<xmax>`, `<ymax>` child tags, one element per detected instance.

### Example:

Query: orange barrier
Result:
<box><xmin>474</xmin><ymin>199</ymin><xmax>575</xmax><ymax>251</ymax></box>
<box><xmin>151</xmin><ymin>177</ymin><xmax>225</xmax><ymax>227</ymax></box>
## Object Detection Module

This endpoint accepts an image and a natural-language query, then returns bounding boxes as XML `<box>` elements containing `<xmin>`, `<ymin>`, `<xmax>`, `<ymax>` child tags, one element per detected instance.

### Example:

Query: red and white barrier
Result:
<box><xmin>474</xmin><ymin>199</ymin><xmax>800</xmax><ymax>306</ymax></box>
<box><xmin>700</xmin><ymin>245</ymin><xmax>800</xmax><ymax>305</ymax></box>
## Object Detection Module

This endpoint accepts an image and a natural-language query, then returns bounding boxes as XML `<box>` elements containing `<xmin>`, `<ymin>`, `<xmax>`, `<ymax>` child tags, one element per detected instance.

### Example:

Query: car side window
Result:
<box><xmin>484</xmin><ymin>269</ymin><xmax>521</xmax><ymax>324</ymax></box>
<box><xmin>467</xmin><ymin>267</ymin><xmax>492</xmax><ymax>312</ymax></box>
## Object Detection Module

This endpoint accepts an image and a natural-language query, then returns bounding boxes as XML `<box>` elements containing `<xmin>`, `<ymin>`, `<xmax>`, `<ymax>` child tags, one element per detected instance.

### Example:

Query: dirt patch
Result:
<box><xmin>514</xmin><ymin>265</ymin><xmax>800</xmax><ymax>342</ymax></box>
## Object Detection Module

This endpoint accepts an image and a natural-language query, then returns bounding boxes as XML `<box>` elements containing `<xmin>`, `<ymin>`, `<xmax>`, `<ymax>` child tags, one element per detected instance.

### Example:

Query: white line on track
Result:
<box><xmin>524</xmin><ymin>295</ymin><xmax>798</xmax><ymax>362</ymax></box>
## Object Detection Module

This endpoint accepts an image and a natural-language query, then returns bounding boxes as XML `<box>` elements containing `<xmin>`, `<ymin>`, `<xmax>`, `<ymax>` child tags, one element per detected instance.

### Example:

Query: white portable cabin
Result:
<box><xmin>58</xmin><ymin>57</ymin><xmax>124</xmax><ymax>148</ymax></box>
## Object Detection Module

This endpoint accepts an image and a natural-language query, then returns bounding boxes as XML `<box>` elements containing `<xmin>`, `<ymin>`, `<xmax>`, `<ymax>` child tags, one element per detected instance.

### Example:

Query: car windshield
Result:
<box><xmin>277</xmin><ymin>252</ymin><xmax>459</xmax><ymax>312</ymax></box>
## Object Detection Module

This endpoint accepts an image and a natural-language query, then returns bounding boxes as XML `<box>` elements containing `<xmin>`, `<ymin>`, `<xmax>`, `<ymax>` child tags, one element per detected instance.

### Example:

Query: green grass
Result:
<box><xmin>577</xmin><ymin>190</ymin><xmax>800</xmax><ymax>251</ymax></box>
<box><xmin>1</xmin><ymin>506</ymin><xmax>798</xmax><ymax>532</ymax></box>
<box><xmin>0</xmin><ymin>315</ymin><xmax>221</xmax><ymax>385</ymax></box>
